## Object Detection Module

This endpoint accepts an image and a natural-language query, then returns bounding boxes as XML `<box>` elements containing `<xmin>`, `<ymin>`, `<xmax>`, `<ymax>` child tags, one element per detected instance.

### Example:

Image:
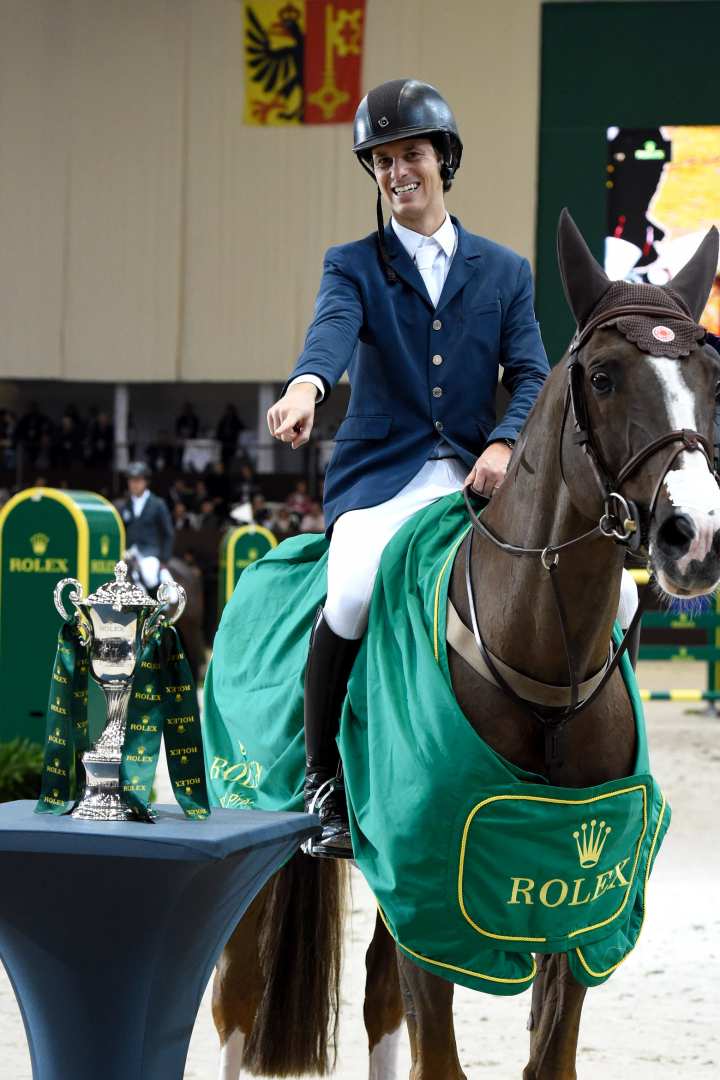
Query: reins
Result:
<box><xmin>460</xmin><ymin>302</ymin><xmax>717</xmax><ymax>779</ymax></box>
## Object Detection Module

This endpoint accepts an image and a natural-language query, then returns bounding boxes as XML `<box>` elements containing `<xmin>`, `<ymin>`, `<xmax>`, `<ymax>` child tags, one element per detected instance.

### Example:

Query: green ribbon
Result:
<box><xmin>119</xmin><ymin>624</ymin><xmax>210</xmax><ymax>821</ymax></box>
<box><xmin>36</xmin><ymin>620</ymin><xmax>89</xmax><ymax>815</ymax></box>
<box><xmin>35</xmin><ymin>619</ymin><xmax>209</xmax><ymax>822</ymax></box>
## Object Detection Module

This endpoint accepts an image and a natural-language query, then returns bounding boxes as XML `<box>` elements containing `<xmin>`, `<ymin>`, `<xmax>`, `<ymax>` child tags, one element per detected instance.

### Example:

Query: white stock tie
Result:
<box><xmin>415</xmin><ymin>241</ymin><xmax>443</xmax><ymax>307</ymax></box>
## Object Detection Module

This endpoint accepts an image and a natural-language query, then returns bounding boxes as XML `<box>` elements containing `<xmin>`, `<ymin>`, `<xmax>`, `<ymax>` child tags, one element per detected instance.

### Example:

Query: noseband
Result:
<box><xmin>462</xmin><ymin>302</ymin><xmax>717</xmax><ymax>777</ymax></box>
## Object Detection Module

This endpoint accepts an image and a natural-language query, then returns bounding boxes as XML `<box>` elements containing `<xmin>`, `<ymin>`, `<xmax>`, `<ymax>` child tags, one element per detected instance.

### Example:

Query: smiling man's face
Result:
<box><xmin>371</xmin><ymin>137</ymin><xmax>445</xmax><ymax>234</ymax></box>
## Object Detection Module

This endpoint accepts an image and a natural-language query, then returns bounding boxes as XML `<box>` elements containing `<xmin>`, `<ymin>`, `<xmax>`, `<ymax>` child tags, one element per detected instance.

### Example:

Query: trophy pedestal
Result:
<box><xmin>71</xmin><ymin>749</ymin><xmax>139</xmax><ymax>821</ymax></box>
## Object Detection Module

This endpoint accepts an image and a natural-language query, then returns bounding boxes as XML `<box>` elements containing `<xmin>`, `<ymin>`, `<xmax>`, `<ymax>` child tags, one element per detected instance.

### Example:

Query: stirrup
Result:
<box><xmin>302</xmin><ymin>775</ymin><xmax>354</xmax><ymax>859</ymax></box>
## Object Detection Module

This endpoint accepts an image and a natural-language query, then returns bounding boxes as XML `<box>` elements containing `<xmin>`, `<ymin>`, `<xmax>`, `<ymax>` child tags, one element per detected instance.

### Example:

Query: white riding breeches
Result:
<box><xmin>323</xmin><ymin>457</ymin><xmax>640</xmax><ymax>642</ymax></box>
<box><xmin>324</xmin><ymin>458</ymin><xmax>467</xmax><ymax>639</ymax></box>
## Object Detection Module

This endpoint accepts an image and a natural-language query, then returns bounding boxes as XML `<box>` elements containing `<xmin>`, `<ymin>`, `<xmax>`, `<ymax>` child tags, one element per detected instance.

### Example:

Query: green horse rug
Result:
<box><xmin>203</xmin><ymin>492</ymin><xmax>669</xmax><ymax>994</ymax></box>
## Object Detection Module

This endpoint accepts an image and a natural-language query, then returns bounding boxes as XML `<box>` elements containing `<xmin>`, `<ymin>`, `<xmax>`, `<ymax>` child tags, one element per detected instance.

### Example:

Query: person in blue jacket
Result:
<box><xmin>267</xmin><ymin>79</ymin><xmax>550</xmax><ymax>858</ymax></box>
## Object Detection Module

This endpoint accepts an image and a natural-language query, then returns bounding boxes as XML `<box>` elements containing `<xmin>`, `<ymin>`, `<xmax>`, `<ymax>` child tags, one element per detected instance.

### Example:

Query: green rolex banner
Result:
<box><xmin>35</xmin><ymin>620</ymin><xmax>209</xmax><ymax>821</ymax></box>
<box><xmin>36</xmin><ymin>621</ymin><xmax>89</xmax><ymax>814</ymax></box>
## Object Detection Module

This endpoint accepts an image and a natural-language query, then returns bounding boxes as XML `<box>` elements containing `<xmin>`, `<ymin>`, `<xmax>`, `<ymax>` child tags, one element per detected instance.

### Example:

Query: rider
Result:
<box><xmin>267</xmin><ymin>79</ymin><xmax>550</xmax><ymax>857</ymax></box>
<box><xmin>119</xmin><ymin>461</ymin><xmax>175</xmax><ymax>594</ymax></box>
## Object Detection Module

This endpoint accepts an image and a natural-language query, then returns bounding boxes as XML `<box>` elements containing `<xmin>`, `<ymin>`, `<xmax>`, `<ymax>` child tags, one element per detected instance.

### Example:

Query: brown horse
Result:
<box><xmin>212</xmin><ymin>212</ymin><xmax>720</xmax><ymax>1079</ymax></box>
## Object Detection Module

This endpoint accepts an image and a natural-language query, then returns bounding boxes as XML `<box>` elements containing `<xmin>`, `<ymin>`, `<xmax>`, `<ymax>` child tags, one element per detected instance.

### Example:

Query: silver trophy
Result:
<box><xmin>53</xmin><ymin>562</ymin><xmax>187</xmax><ymax>821</ymax></box>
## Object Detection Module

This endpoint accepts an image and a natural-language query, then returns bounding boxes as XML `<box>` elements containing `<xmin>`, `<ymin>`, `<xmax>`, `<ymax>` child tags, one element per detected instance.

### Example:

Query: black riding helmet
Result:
<box><xmin>352</xmin><ymin>79</ymin><xmax>463</xmax><ymax>281</ymax></box>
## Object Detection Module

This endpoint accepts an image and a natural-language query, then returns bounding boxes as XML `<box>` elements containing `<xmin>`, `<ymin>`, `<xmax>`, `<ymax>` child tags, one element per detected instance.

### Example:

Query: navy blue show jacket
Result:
<box><xmin>286</xmin><ymin>216</ymin><xmax>550</xmax><ymax>531</ymax></box>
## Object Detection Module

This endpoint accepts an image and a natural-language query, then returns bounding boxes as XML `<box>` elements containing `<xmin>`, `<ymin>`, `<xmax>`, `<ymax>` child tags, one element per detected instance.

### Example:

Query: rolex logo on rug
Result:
<box><xmin>573</xmin><ymin>819</ymin><xmax>612</xmax><ymax>869</ymax></box>
<box><xmin>30</xmin><ymin>532</ymin><xmax>49</xmax><ymax>555</ymax></box>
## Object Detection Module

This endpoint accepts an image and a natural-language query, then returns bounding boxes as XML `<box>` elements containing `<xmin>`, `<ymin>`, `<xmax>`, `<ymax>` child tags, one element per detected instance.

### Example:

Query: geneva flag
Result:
<box><xmin>244</xmin><ymin>1</ymin><xmax>365</xmax><ymax>125</ymax></box>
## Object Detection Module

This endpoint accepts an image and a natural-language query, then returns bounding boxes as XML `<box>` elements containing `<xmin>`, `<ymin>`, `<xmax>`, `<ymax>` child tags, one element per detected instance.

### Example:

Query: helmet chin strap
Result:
<box><xmin>375</xmin><ymin>187</ymin><xmax>398</xmax><ymax>284</ymax></box>
<box><xmin>358</xmin><ymin>156</ymin><xmax>398</xmax><ymax>285</ymax></box>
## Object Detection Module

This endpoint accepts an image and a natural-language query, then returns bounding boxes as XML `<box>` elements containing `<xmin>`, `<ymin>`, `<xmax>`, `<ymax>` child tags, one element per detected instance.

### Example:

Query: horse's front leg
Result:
<box><xmin>364</xmin><ymin>911</ymin><xmax>405</xmax><ymax>1078</ymax></box>
<box><xmin>396</xmin><ymin>950</ymin><xmax>466</xmax><ymax>1080</ymax></box>
<box><xmin>523</xmin><ymin>953</ymin><xmax>587</xmax><ymax>1080</ymax></box>
<box><xmin>211</xmin><ymin>885</ymin><xmax>267</xmax><ymax>1080</ymax></box>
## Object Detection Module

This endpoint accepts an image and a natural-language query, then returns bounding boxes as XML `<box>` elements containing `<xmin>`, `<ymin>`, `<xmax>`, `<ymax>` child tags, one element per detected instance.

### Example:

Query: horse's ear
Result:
<box><xmin>667</xmin><ymin>226</ymin><xmax>719</xmax><ymax>322</ymax></box>
<box><xmin>556</xmin><ymin>208</ymin><xmax>610</xmax><ymax>327</ymax></box>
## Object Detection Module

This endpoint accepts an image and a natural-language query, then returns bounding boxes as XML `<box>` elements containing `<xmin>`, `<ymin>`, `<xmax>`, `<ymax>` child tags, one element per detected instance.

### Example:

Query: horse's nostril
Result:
<box><xmin>656</xmin><ymin>512</ymin><xmax>696</xmax><ymax>557</ymax></box>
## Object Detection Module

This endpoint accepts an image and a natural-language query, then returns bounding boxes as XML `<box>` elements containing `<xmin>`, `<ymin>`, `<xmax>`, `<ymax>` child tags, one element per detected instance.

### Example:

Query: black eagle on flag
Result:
<box><xmin>245</xmin><ymin>5</ymin><xmax>305</xmax><ymax>122</ymax></box>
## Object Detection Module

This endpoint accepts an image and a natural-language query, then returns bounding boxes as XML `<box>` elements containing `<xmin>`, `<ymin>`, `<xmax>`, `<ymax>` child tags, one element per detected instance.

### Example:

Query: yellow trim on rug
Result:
<box><xmin>376</xmin><ymin>902</ymin><xmax>537</xmax><ymax>986</ymax></box>
<box><xmin>574</xmin><ymin>791</ymin><xmax>667</xmax><ymax>979</ymax></box>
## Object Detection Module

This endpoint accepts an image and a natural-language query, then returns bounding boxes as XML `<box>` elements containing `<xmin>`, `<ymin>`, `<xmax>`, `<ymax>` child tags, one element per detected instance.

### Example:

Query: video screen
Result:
<box><xmin>605</xmin><ymin>126</ymin><xmax>720</xmax><ymax>333</ymax></box>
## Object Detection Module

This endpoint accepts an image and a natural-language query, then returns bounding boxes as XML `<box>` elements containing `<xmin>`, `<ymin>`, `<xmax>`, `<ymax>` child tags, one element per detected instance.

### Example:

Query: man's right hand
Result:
<box><xmin>267</xmin><ymin>382</ymin><xmax>318</xmax><ymax>450</ymax></box>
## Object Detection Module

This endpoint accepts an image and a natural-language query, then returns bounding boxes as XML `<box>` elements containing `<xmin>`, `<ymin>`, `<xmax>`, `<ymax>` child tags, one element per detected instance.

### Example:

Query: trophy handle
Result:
<box><xmin>54</xmin><ymin>577</ymin><xmax>92</xmax><ymax>645</ymax></box>
<box><xmin>54</xmin><ymin>577</ymin><xmax>85</xmax><ymax>621</ymax></box>
<box><xmin>141</xmin><ymin>581</ymin><xmax>187</xmax><ymax>644</ymax></box>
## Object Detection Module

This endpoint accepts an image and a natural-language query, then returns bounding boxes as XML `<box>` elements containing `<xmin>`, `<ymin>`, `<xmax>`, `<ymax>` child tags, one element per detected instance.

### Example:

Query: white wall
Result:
<box><xmin>0</xmin><ymin>0</ymin><xmax>542</xmax><ymax>383</ymax></box>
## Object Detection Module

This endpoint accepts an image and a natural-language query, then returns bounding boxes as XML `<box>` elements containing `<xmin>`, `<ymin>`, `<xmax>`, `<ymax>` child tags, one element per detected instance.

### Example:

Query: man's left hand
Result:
<box><xmin>464</xmin><ymin>442</ymin><xmax>513</xmax><ymax>498</ymax></box>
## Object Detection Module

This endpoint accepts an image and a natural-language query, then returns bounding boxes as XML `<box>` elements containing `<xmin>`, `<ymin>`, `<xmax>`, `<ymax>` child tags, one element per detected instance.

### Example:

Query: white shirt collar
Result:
<box><xmin>131</xmin><ymin>489</ymin><xmax>151</xmax><ymax>515</ymax></box>
<box><xmin>391</xmin><ymin>214</ymin><xmax>457</xmax><ymax>261</ymax></box>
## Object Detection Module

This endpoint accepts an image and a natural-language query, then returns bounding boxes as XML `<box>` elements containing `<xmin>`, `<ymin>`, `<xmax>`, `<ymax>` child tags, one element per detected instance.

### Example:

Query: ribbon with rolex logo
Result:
<box><xmin>119</xmin><ymin>624</ymin><xmax>209</xmax><ymax>821</ymax></box>
<box><xmin>36</xmin><ymin>620</ymin><xmax>90</xmax><ymax>814</ymax></box>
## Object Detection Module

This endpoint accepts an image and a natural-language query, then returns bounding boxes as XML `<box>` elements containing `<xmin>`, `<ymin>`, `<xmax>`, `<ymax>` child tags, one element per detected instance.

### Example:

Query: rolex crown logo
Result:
<box><xmin>573</xmin><ymin>819</ymin><xmax>612</xmax><ymax>869</ymax></box>
<box><xmin>30</xmin><ymin>532</ymin><xmax>49</xmax><ymax>555</ymax></box>
<box><xmin>100</xmin><ymin>534</ymin><xmax>110</xmax><ymax>557</ymax></box>
<box><xmin>248</xmin><ymin>547</ymin><xmax>259</xmax><ymax>560</ymax></box>
<box><xmin>145</xmin><ymin>684</ymin><xmax>153</xmax><ymax>694</ymax></box>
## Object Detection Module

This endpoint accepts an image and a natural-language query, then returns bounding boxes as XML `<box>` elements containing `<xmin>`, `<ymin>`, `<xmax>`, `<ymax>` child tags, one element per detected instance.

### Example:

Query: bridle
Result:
<box><xmin>462</xmin><ymin>302</ymin><xmax>717</xmax><ymax>777</ymax></box>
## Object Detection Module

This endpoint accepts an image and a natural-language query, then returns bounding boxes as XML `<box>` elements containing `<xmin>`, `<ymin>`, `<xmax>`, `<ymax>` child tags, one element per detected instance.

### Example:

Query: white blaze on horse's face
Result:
<box><xmin>646</xmin><ymin>356</ymin><xmax>720</xmax><ymax>590</ymax></box>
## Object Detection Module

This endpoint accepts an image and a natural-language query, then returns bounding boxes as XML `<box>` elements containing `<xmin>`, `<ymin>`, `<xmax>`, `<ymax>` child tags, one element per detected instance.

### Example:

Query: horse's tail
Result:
<box><xmin>243</xmin><ymin>851</ymin><xmax>349</xmax><ymax>1076</ymax></box>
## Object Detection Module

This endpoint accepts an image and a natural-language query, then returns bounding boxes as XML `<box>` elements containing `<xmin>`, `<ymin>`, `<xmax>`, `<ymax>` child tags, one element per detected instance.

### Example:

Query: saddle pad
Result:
<box><xmin>203</xmin><ymin>492</ymin><xmax>670</xmax><ymax>994</ymax></box>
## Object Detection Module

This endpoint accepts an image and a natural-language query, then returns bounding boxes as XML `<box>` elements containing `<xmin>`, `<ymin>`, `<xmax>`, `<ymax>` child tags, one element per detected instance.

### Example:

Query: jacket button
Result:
<box><xmin>432</xmin><ymin>386</ymin><xmax>443</xmax><ymax>398</ymax></box>
<box><xmin>432</xmin><ymin>354</ymin><xmax>443</xmax><ymax>366</ymax></box>
<box><xmin>435</xmin><ymin>420</ymin><xmax>444</xmax><ymax>432</ymax></box>
<box><xmin>432</xmin><ymin>319</ymin><xmax>442</xmax><ymax>331</ymax></box>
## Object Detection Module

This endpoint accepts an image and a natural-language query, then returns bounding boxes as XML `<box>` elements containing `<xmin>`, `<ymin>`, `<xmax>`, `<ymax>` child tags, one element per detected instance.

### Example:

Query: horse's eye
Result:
<box><xmin>590</xmin><ymin>370</ymin><xmax>613</xmax><ymax>394</ymax></box>
<box><xmin>715</xmin><ymin>380</ymin><xmax>720</xmax><ymax>402</ymax></box>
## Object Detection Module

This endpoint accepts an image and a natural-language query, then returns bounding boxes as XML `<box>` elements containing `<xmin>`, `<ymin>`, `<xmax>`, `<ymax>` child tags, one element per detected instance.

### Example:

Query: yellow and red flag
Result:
<box><xmin>244</xmin><ymin>1</ymin><xmax>365</xmax><ymax>126</ymax></box>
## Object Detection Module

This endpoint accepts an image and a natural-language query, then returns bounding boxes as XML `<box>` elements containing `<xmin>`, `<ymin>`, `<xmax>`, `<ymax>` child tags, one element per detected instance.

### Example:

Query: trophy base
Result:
<box><xmin>71</xmin><ymin>749</ymin><xmax>155</xmax><ymax>822</ymax></box>
<box><xmin>71</xmin><ymin>789</ymin><xmax>138</xmax><ymax>822</ymax></box>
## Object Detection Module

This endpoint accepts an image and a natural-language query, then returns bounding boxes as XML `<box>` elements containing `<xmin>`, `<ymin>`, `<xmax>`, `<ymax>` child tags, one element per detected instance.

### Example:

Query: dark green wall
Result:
<box><xmin>537</xmin><ymin>0</ymin><xmax>720</xmax><ymax>363</ymax></box>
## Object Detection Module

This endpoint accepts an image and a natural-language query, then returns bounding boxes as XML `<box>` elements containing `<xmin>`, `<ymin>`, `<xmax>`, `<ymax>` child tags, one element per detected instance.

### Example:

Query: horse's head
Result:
<box><xmin>557</xmin><ymin>209</ymin><xmax>720</xmax><ymax>599</ymax></box>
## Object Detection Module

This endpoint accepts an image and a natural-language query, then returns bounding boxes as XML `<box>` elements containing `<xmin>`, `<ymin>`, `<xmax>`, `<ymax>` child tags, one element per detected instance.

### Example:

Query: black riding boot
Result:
<box><xmin>303</xmin><ymin>608</ymin><xmax>361</xmax><ymax>859</ymax></box>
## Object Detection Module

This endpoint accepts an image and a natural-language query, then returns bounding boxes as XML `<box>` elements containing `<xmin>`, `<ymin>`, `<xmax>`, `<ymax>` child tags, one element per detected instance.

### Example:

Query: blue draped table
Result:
<box><xmin>0</xmin><ymin>801</ymin><xmax>320</xmax><ymax>1080</ymax></box>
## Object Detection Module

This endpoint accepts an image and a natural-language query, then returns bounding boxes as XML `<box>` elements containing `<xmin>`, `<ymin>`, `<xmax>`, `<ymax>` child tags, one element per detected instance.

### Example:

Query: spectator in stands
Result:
<box><xmin>118</xmin><ymin>461</ymin><xmax>174</xmax><ymax>592</ymax></box>
<box><xmin>251</xmin><ymin>492</ymin><xmax>274</xmax><ymax>528</ymax></box>
<box><xmin>53</xmin><ymin>415</ymin><xmax>83</xmax><ymax>468</ymax></box>
<box><xmin>199</xmin><ymin>497</ymin><xmax>225</xmax><ymax>530</ymax></box>
<box><xmin>172</xmin><ymin>501</ymin><xmax>194</xmax><ymax>532</ymax></box>
<box><xmin>166</xmin><ymin>476</ymin><xmax>191</xmax><ymax>507</ymax></box>
<box><xmin>15</xmin><ymin>403</ymin><xmax>52</xmax><ymax>467</ymax></box>
<box><xmin>85</xmin><ymin>410</ymin><xmax>114</xmax><ymax>466</ymax></box>
<box><xmin>175</xmin><ymin>402</ymin><xmax>200</xmax><ymax>467</ymax></box>
<box><xmin>205</xmin><ymin>461</ymin><xmax>230</xmax><ymax>515</ymax></box>
<box><xmin>176</xmin><ymin>402</ymin><xmax>200</xmax><ymax>441</ymax></box>
<box><xmin>166</xmin><ymin>551</ymin><xmax>206</xmax><ymax>682</ymax></box>
<box><xmin>285</xmin><ymin>478</ymin><xmax>313</xmax><ymax>518</ymax></box>
<box><xmin>216</xmin><ymin>404</ymin><xmax>244</xmax><ymax>468</ymax></box>
<box><xmin>146</xmin><ymin>430</ymin><xmax>174</xmax><ymax>472</ymax></box>
<box><xmin>0</xmin><ymin>409</ymin><xmax>17</xmax><ymax>468</ymax></box>
<box><xmin>273</xmin><ymin>506</ymin><xmax>299</xmax><ymax>542</ymax></box>
<box><xmin>63</xmin><ymin>403</ymin><xmax>86</xmax><ymax>441</ymax></box>
<box><xmin>300</xmin><ymin>500</ymin><xmax>325</xmax><ymax>533</ymax></box>
<box><xmin>234</xmin><ymin>462</ymin><xmax>260</xmax><ymax>505</ymax></box>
